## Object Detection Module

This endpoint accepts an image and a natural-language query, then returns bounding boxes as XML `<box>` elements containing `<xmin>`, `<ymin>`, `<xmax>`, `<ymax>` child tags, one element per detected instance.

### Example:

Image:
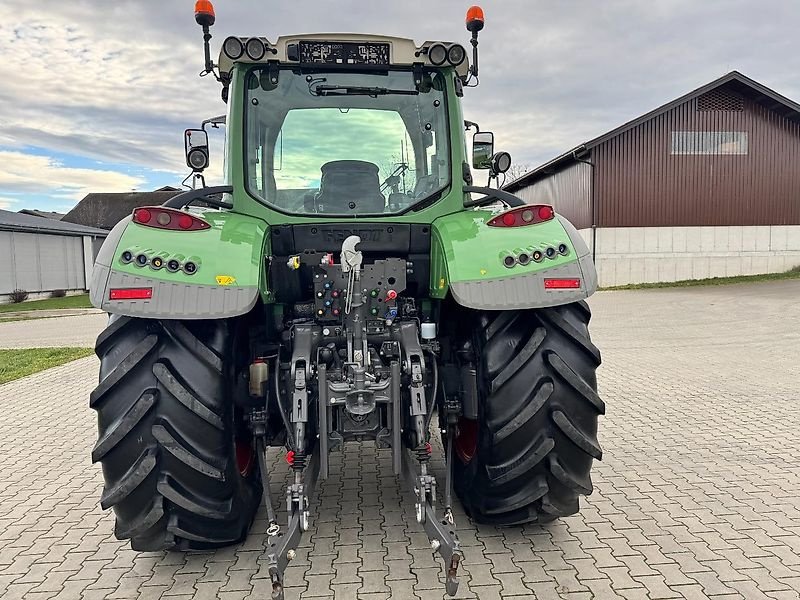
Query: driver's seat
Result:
<box><xmin>314</xmin><ymin>160</ymin><xmax>385</xmax><ymax>213</ymax></box>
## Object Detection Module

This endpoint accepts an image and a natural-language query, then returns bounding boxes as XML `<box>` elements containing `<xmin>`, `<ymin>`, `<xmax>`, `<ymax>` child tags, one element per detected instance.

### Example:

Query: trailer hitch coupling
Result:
<box><xmin>265</xmin><ymin>446</ymin><xmax>320</xmax><ymax>600</ymax></box>
<box><xmin>402</xmin><ymin>449</ymin><xmax>462</xmax><ymax>596</ymax></box>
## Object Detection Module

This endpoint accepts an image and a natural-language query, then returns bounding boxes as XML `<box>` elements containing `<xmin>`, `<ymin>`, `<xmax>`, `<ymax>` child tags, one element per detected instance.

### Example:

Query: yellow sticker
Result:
<box><xmin>438</xmin><ymin>277</ymin><xmax>446</xmax><ymax>289</ymax></box>
<box><xmin>479</xmin><ymin>268</ymin><xmax>487</xmax><ymax>275</ymax></box>
<box><xmin>216</xmin><ymin>275</ymin><xmax>236</xmax><ymax>286</ymax></box>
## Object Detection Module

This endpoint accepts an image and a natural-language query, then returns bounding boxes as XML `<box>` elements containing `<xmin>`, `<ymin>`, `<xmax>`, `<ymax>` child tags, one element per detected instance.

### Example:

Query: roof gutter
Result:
<box><xmin>0</xmin><ymin>224</ymin><xmax>108</xmax><ymax>237</ymax></box>
<box><xmin>504</xmin><ymin>144</ymin><xmax>586</xmax><ymax>192</ymax></box>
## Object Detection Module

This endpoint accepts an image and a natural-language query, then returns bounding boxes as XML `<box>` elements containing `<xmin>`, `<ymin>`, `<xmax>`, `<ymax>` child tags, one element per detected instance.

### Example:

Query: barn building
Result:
<box><xmin>0</xmin><ymin>186</ymin><xmax>184</xmax><ymax>302</ymax></box>
<box><xmin>0</xmin><ymin>210</ymin><xmax>107</xmax><ymax>302</ymax></box>
<box><xmin>63</xmin><ymin>186</ymin><xmax>183</xmax><ymax>230</ymax></box>
<box><xmin>505</xmin><ymin>71</ymin><xmax>800</xmax><ymax>286</ymax></box>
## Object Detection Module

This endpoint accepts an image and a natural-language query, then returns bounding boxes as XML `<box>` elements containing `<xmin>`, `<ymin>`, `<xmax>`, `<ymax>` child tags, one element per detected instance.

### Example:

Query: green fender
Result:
<box><xmin>90</xmin><ymin>209</ymin><xmax>268</xmax><ymax>319</ymax></box>
<box><xmin>429</xmin><ymin>209</ymin><xmax>597</xmax><ymax>310</ymax></box>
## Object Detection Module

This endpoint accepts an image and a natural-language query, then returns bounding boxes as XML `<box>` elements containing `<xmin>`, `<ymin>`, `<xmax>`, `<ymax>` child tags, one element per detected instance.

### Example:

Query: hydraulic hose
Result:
<box><xmin>273</xmin><ymin>357</ymin><xmax>296</xmax><ymax>451</ymax></box>
<box><xmin>424</xmin><ymin>351</ymin><xmax>439</xmax><ymax>434</ymax></box>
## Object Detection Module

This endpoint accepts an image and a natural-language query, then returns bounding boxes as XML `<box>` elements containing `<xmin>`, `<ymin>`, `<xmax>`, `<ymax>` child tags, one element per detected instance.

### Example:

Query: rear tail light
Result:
<box><xmin>487</xmin><ymin>204</ymin><xmax>555</xmax><ymax>227</ymax></box>
<box><xmin>544</xmin><ymin>278</ymin><xmax>581</xmax><ymax>289</ymax></box>
<box><xmin>133</xmin><ymin>207</ymin><xmax>210</xmax><ymax>231</ymax></box>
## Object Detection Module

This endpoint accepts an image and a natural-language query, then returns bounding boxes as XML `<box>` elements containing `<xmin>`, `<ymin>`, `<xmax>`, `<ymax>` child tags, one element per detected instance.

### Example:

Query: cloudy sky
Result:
<box><xmin>0</xmin><ymin>0</ymin><xmax>797</xmax><ymax>213</ymax></box>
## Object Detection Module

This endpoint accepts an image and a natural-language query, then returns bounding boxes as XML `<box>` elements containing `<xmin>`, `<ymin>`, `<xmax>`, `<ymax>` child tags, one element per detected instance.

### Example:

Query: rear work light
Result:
<box><xmin>487</xmin><ymin>204</ymin><xmax>555</xmax><ymax>227</ymax></box>
<box><xmin>544</xmin><ymin>278</ymin><xmax>581</xmax><ymax>290</ymax></box>
<box><xmin>109</xmin><ymin>287</ymin><xmax>153</xmax><ymax>300</ymax></box>
<box><xmin>132</xmin><ymin>206</ymin><xmax>210</xmax><ymax>231</ymax></box>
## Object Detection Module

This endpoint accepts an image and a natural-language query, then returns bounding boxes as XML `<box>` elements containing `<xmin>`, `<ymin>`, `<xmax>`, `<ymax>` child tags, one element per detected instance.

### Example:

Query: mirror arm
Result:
<box><xmin>163</xmin><ymin>185</ymin><xmax>233</xmax><ymax>210</ymax></box>
<box><xmin>202</xmin><ymin>115</ymin><xmax>227</xmax><ymax>130</ymax></box>
<box><xmin>463</xmin><ymin>186</ymin><xmax>525</xmax><ymax>208</ymax></box>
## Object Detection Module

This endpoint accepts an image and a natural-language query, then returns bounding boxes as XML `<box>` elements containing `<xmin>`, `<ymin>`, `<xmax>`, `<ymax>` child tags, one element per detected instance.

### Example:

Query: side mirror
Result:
<box><xmin>472</xmin><ymin>131</ymin><xmax>494</xmax><ymax>169</ymax></box>
<box><xmin>184</xmin><ymin>129</ymin><xmax>209</xmax><ymax>172</ymax></box>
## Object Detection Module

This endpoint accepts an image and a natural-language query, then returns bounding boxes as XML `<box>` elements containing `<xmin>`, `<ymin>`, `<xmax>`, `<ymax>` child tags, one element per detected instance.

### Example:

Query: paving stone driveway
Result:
<box><xmin>1</xmin><ymin>280</ymin><xmax>799</xmax><ymax>599</ymax></box>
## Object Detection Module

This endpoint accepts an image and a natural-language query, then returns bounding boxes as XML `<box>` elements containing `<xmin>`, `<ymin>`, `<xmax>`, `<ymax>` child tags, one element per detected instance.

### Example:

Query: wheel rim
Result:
<box><xmin>235</xmin><ymin>440</ymin><xmax>255</xmax><ymax>477</ymax></box>
<box><xmin>454</xmin><ymin>417</ymin><xmax>478</xmax><ymax>464</ymax></box>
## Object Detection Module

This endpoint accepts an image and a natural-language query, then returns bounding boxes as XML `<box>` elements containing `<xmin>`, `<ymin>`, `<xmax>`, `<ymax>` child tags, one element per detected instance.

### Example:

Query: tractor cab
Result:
<box><xmin>187</xmin><ymin>2</ymin><xmax>517</xmax><ymax>222</ymax></box>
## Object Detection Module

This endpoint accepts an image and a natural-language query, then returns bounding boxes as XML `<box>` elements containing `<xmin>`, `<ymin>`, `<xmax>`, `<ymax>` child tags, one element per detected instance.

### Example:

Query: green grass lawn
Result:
<box><xmin>0</xmin><ymin>293</ymin><xmax>92</xmax><ymax>314</ymax></box>
<box><xmin>0</xmin><ymin>347</ymin><xmax>95</xmax><ymax>385</ymax></box>
<box><xmin>601</xmin><ymin>267</ymin><xmax>800</xmax><ymax>291</ymax></box>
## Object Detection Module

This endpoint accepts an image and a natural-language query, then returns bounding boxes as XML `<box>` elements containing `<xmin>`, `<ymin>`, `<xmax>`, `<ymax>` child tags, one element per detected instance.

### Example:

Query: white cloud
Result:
<box><xmin>0</xmin><ymin>196</ymin><xmax>19</xmax><ymax>209</ymax></box>
<box><xmin>0</xmin><ymin>8</ymin><xmax>222</xmax><ymax>175</ymax></box>
<box><xmin>0</xmin><ymin>0</ymin><xmax>799</xmax><ymax>187</ymax></box>
<box><xmin>0</xmin><ymin>151</ymin><xmax>146</xmax><ymax>201</ymax></box>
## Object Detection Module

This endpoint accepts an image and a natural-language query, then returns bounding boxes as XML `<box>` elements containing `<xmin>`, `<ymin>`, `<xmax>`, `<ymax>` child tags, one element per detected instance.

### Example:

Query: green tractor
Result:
<box><xmin>88</xmin><ymin>3</ymin><xmax>603</xmax><ymax>597</ymax></box>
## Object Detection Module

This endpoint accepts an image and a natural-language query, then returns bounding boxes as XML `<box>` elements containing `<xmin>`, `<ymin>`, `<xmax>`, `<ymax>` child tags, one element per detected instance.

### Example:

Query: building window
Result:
<box><xmin>671</xmin><ymin>131</ymin><xmax>748</xmax><ymax>155</ymax></box>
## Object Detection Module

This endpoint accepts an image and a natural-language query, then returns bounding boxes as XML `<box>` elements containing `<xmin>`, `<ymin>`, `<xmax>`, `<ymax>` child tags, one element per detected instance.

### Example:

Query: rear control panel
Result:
<box><xmin>312</xmin><ymin>258</ymin><xmax>406</xmax><ymax>322</ymax></box>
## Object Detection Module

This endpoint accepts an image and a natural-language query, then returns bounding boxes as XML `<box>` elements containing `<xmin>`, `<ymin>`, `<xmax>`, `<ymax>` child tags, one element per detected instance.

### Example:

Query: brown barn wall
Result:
<box><xmin>594</xmin><ymin>96</ymin><xmax>800</xmax><ymax>227</ymax></box>
<box><xmin>514</xmin><ymin>161</ymin><xmax>592</xmax><ymax>229</ymax></box>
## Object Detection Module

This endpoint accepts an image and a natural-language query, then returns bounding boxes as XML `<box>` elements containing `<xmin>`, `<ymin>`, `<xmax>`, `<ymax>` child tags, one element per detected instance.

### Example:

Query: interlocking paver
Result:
<box><xmin>2</xmin><ymin>280</ymin><xmax>800</xmax><ymax>599</ymax></box>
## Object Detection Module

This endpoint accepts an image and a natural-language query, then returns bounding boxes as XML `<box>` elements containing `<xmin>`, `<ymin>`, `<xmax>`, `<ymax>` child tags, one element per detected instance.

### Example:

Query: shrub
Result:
<box><xmin>9</xmin><ymin>289</ymin><xmax>29</xmax><ymax>303</ymax></box>
<box><xmin>51</xmin><ymin>289</ymin><xmax>67</xmax><ymax>298</ymax></box>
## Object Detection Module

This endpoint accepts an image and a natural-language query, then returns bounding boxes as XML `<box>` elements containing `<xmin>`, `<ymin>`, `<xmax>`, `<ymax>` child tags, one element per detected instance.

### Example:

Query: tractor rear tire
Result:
<box><xmin>453</xmin><ymin>301</ymin><xmax>604</xmax><ymax>525</ymax></box>
<box><xmin>90</xmin><ymin>315</ymin><xmax>262</xmax><ymax>551</ymax></box>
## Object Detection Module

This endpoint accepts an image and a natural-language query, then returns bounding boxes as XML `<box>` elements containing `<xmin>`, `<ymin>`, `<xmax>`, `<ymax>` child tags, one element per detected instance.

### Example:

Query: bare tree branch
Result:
<box><xmin>505</xmin><ymin>162</ymin><xmax>535</xmax><ymax>183</ymax></box>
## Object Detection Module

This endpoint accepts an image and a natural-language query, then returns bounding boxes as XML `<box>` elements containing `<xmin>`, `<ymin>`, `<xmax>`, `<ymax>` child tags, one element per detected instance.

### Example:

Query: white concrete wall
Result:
<box><xmin>580</xmin><ymin>226</ymin><xmax>800</xmax><ymax>287</ymax></box>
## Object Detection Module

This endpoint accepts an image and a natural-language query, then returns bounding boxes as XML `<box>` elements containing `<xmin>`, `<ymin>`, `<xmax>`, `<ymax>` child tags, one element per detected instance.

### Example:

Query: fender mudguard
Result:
<box><xmin>430</xmin><ymin>210</ymin><xmax>597</xmax><ymax>310</ymax></box>
<box><xmin>90</xmin><ymin>210</ymin><xmax>267</xmax><ymax>319</ymax></box>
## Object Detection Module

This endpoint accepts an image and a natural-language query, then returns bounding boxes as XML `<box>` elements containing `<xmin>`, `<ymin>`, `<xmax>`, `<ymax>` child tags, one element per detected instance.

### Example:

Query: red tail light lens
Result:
<box><xmin>544</xmin><ymin>278</ymin><xmax>581</xmax><ymax>289</ymax></box>
<box><xmin>133</xmin><ymin>207</ymin><xmax>210</xmax><ymax>231</ymax></box>
<box><xmin>537</xmin><ymin>205</ymin><xmax>555</xmax><ymax>220</ymax></box>
<box><xmin>109</xmin><ymin>287</ymin><xmax>153</xmax><ymax>300</ymax></box>
<box><xmin>487</xmin><ymin>204</ymin><xmax>555</xmax><ymax>228</ymax></box>
<box><xmin>135</xmin><ymin>209</ymin><xmax>152</xmax><ymax>224</ymax></box>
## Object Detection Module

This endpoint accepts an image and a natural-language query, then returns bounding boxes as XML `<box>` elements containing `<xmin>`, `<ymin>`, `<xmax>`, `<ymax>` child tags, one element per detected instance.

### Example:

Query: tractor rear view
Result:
<box><xmin>88</xmin><ymin>4</ymin><xmax>604</xmax><ymax>597</ymax></box>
